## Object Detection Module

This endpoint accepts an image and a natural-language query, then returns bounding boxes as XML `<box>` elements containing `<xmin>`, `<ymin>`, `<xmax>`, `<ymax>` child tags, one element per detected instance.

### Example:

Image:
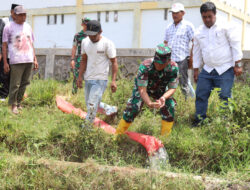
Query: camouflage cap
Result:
<box><xmin>82</xmin><ymin>17</ymin><xmax>91</xmax><ymax>24</ymax></box>
<box><xmin>154</xmin><ymin>43</ymin><xmax>171</xmax><ymax>64</ymax></box>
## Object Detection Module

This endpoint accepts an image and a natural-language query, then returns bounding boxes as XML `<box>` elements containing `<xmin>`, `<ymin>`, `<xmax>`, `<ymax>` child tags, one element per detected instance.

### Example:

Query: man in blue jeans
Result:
<box><xmin>192</xmin><ymin>2</ymin><xmax>243</xmax><ymax>126</ymax></box>
<box><xmin>77</xmin><ymin>20</ymin><xmax>118</xmax><ymax>127</ymax></box>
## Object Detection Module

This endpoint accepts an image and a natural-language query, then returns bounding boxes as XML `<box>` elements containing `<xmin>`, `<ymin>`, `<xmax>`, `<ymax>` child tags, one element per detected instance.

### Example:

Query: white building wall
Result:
<box><xmin>33</xmin><ymin>14</ymin><xmax>76</xmax><ymax>48</ymax></box>
<box><xmin>216</xmin><ymin>9</ymin><xmax>229</xmax><ymax>23</ymax></box>
<box><xmin>141</xmin><ymin>8</ymin><xmax>202</xmax><ymax>48</ymax></box>
<box><xmin>183</xmin><ymin>8</ymin><xmax>203</xmax><ymax>28</ymax></box>
<box><xmin>84</xmin><ymin>11</ymin><xmax>134</xmax><ymax>48</ymax></box>
<box><xmin>141</xmin><ymin>9</ymin><xmax>170</xmax><ymax>48</ymax></box>
<box><xmin>0</xmin><ymin>0</ymin><xmax>76</xmax><ymax>11</ymax></box>
<box><xmin>248</xmin><ymin>0</ymin><xmax>250</xmax><ymax>15</ymax></box>
<box><xmin>244</xmin><ymin>23</ymin><xmax>250</xmax><ymax>50</ymax></box>
<box><xmin>224</xmin><ymin>0</ymin><xmax>245</xmax><ymax>12</ymax></box>
<box><xmin>83</xmin><ymin>0</ymin><xmax>150</xmax><ymax>4</ymax></box>
<box><xmin>231</xmin><ymin>16</ymin><xmax>243</xmax><ymax>44</ymax></box>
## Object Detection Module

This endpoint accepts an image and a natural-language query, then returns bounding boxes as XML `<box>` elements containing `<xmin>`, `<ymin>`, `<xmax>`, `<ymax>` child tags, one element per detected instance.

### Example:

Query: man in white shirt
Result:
<box><xmin>192</xmin><ymin>2</ymin><xmax>243</xmax><ymax>126</ymax></box>
<box><xmin>77</xmin><ymin>20</ymin><xmax>118</xmax><ymax>128</ymax></box>
<box><xmin>164</xmin><ymin>2</ymin><xmax>195</xmax><ymax>99</ymax></box>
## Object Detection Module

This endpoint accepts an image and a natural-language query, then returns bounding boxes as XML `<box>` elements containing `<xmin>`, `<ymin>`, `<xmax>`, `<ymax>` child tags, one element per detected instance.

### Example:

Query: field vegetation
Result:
<box><xmin>0</xmin><ymin>74</ymin><xmax>249</xmax><ymax>189</ymax></box>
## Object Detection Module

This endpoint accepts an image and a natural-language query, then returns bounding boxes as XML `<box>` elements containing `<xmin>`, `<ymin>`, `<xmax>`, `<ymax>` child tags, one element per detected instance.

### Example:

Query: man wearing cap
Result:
<box><xmin>164</xmin><ymin>2</ymin><xmax>195</xmax><ymax>99</ymax></box>
<box><xmin>77</xmin><ymin>20</ymin><xmax>118</xmax><ymax>127</ymax></box>
<box><xmin>2</xmin><ymin>5</ymin><xmax>38</xmax><ymax>114</ymax></box>
<box><xmin>0</xmin><ymin>4</ymin><xmax>19</xmax><ymax>101</ymax></box>
<box><xmin>192</xmin><ymin>2</ymin><xmax>243</xmax><ymax>126</ymax></box>
<box><xmin>70</xmin><ymin>17</ymin><xmax>90</xmax><ymax>94</ymax></box>
<box><xmin>115</xmin><ymin>44</ymin><xmax>179</xmax><ymax>137</ymax></box>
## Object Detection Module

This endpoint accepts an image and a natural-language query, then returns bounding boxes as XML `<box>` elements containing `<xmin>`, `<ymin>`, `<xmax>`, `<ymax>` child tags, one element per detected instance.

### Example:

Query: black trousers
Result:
<box><xmin>0</xmin><ymin>58</ymin><xmax>10</xmax><ymax>98</ymax></box>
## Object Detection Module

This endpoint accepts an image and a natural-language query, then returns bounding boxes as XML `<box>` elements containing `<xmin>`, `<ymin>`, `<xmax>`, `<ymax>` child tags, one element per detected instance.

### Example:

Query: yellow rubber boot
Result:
<box><xmin>161</xmin><ymin>120</ymin><xmax>174</xmax><ymax>137</ymax></box>
<box><xmin>115</xmin><ymin>119</ymin><xmax>132</xmax><ymax>134</ymax></box>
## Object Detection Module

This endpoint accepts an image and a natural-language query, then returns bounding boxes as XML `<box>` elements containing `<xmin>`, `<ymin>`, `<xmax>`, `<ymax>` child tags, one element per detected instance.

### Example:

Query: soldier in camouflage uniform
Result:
<box><xmin>71</xmin><ymin>17</ymin><xmax>90</xmax><ymax>94</ymax></box>
<box><xmin>116</xmin><ymin>44</ymin><xmax>179</xmax><ymax>137</ymax></box>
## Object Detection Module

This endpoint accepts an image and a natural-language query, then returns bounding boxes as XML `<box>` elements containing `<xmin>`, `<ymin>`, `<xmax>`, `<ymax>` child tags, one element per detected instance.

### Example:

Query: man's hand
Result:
<box><xmin>111</xmin><ymin>81</ymin><xmax>117</xmax><ymax>93</ymax></box>
<box><xmin>157</xmin><ymin>96</ymin><xmax>166</xmax><ymax>108</ymax></box>
<box><xmin>4</xmin><ymin>63</ymin><xmax>10</xmax><ymax>74</ymax></box>
<box><xmin>234</xmin><ymin>67</ymin><xmax>243</xmax><ymax>76</ymax></box>
<box><xmin>188</xmin><ymin>56</ymin><xmax>193</xmax><ymax>69</ymax></box>
<box><xmin>33</xmin><ymin>60</ymin><xmax>39</xmax><ymax>70</ymax></box>
<box><xmin>77</xmin><ymin>76</ymin><xmax>83</xmax><ymax>88</ymax></box>
<box><xmin>193</xmin><ymin>68</ymin><xmax>199</xmax><ymax>83</ymax></box>
<box><xmin>148</xmin><ymin>101</ymin><xmax>161</xmax><ymax>109</ymax></box>
<box><xmin>70</xmin><ymin>60</ymin><xmax>75</xmax><ymax>69</ymax></box>
<box><xmin>0</xmin><ymin>54</ymin><xmax>2</xmax><ymax>62</ymax></box>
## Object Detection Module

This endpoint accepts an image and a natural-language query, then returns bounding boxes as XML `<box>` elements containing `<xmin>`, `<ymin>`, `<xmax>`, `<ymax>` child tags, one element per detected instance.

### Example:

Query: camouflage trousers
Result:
<box><xmin>123</xmin><ymin>88</ymin><xmax>176</xmax><ymax>123</ymax></box>
<box><xmin>72</xmin><ymin>60</ymin><xmax>80</xmax><ymax>94</ymax></box>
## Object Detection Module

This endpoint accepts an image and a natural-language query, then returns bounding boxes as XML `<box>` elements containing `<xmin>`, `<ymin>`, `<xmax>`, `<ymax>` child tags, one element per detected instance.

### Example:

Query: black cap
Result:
<box><xmin>11</xmin><ymin>4</ymin><xmax>19</xmax><ymax>10</ymax></box>
<box><xmin>85</xmin><ymin>20</ymin><xmax>101</xmax><ymax>35</ymax></box>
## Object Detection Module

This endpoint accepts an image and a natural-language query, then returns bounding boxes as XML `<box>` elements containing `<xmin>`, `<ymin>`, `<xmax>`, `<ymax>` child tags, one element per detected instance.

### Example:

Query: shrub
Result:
<box><xmin>24</xmin><ymin>79</ymin><xmax>58</xmax><ymax>106</ymax></box>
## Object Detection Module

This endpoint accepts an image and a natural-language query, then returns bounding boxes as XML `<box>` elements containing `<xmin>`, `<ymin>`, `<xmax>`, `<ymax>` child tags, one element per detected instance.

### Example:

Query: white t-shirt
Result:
<box><xmin>81</xmin><ymin>36</ymin><xmax>116</xmax><ymax>80</ymax></box>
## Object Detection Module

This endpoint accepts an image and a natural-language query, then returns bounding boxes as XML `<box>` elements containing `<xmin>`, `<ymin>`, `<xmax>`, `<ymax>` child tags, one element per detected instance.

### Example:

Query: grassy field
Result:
<box><xmin>0</xmin><ymin>74</ymin><xmax>249</xmax><ymax>189</ymax></box>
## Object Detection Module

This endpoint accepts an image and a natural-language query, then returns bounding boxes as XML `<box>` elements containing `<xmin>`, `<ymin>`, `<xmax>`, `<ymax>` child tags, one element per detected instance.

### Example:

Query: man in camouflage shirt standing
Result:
<box><xmin>116</xmin><ymin>44</ymin><xmax>179</xmax><ymax>137</ymax></box>
<box><xmin>71</xmin><ymin>17</ymin><xmax>90</xmax><ymax>94</ymax></box>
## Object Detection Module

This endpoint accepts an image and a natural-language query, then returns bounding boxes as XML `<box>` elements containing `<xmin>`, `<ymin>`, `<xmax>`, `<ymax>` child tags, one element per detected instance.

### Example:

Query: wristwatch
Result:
<box><xmin>235</xmin><ymin>62</ymin><xmax>242</xmax><ymax>68</ymax></box>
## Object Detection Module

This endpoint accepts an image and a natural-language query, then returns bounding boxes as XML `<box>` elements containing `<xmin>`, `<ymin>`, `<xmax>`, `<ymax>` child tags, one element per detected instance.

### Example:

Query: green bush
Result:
<box><xmin>24</xmin><ymin>79</ymin><xmax>58</xmax><ymax>106</ymax></box>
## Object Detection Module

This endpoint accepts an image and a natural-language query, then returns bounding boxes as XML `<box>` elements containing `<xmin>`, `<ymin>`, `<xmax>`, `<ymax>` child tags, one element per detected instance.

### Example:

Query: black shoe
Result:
<box><xmin>191</xmin><ymin>119</ymin><xmax>202</xmax><ymax>128</ymax></box>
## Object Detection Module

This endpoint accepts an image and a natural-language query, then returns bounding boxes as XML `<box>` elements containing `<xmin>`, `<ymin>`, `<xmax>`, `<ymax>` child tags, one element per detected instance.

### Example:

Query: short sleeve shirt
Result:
<box><xmin>164</xmin><ymin>20</ymin><xmax>195</xmax><ymax>62</ymax></box>
<box><xmin>81</xmin><ymin>36</ymin><xmax>116</xmax><ymax>80</ymax></box>
<box><xmin>2</xmin><ymin>22</ymin><xmax>34</xmax><ymax>65</ymax></box>
<box><xmin>135</xmin><ymin>58</ymin><xmax>179</xmax><ymax>99</ymax></box>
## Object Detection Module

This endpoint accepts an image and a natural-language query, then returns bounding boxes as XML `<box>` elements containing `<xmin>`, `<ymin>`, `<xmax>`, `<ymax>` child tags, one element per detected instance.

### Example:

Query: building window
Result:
<box><xmin>97</xmin><ymin>12</ymin><xmax>101</xmax><ymax>22</ymax></box>
<box><xmin>164</xmin><ymin>9</ymin><xmax>168</xmax><ymax>20</ymax></box>
<box><xmin>47</xmin><ymin>15</ymin><xmax>57</xmax><ymax>25</ymax></box>
<box><xmin>54</xmin><ymin>14</ymin><xmax>57</xmax><ymax>24</ymax></box>
<box><xmin>114</xmin><ymin>11</ymin><xmax>118</xmax><ymax>22</ymax></box>
<box><xmin>61</xmin><ymin>14</ymin><xmax>64</xmax><ymax>24</ymax></box>
<box><xmin>105</xmin><ymin>11</ymin><xmax>109</xmax><ymax>22</ymax></box>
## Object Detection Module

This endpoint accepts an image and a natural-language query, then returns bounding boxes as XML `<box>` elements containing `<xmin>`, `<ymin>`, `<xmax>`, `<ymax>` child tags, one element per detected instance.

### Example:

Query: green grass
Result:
<box><xmin>0</xmin><ymin>75</ymin><xmax>249</xmax><ymax>189</ymax></box>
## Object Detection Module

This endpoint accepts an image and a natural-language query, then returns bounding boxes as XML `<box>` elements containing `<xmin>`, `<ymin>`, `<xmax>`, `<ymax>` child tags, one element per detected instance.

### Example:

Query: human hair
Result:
<box><xmin>200</xmin><ymin>2</ymin><xmax>216</xmax><ymax>14</ymax></box>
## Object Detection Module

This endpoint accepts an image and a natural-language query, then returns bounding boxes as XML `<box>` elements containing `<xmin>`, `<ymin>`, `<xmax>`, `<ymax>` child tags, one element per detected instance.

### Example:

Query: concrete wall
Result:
<box><xmin>33</xmin><ymin>48</ymin><xmax>249</xmax><ymax>81</ymax></box>
<box><xmin>0</xmin><ymin>0</ymin><xmax>76</xmax><ymax>11</ymax></box>
<box><xmin>34</xmin><ymin>14</ymin><xmax>76</xmax><ymax>48</ymax></box>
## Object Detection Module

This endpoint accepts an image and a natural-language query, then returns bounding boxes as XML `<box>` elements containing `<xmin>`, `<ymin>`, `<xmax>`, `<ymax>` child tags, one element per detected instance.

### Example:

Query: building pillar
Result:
<box><xmin>242</xmin><ymin>0</ymin><xmax>248</xmax><ymax>49</ymax></box>
<box><xmin>132</xmin><ymin>5</ymin><xmax>141</xmax><ymax>48</ymax></box>
<box><xmin>228</xmin><ymin>13</ymin><xmax>232</xmax><ymax>21</ymax></box>
<box><xmin>45</xmin><ymin>49</ymin><xmax>55</xmax><ymax>79</ymax></box>
<box><xmin>27</xmin><ymin>15</ymin><xmax>33</xmax><ymax>30</ymax></box>
<box><xmin>76</xmin><ymin>0</ymin><xmax>83</xmax><ymax>32</ymax></box>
